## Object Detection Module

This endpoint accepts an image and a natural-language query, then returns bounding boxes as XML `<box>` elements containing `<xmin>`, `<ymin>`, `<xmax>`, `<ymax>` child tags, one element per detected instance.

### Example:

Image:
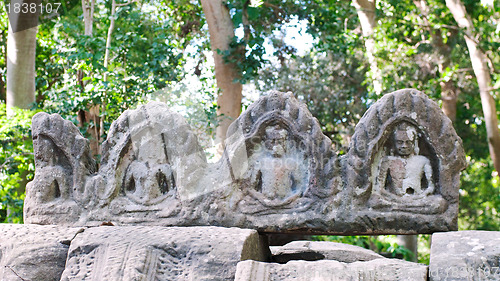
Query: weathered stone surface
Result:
<box><xmin>346</xmin><ymin>89</ymin><xmax>466</xmax><ymax>233</ymax></box>
<box><xmin>270</xmin><ymin>240</ymin><xmax>383</xmax><ymax>263</ymax></box>
<box><xmin>25</xmin><ymin>89</ymin><xmax>466</xmax><ymax>234</ymax></box>
<box><xmin>24</xmin><ymin>112</ymin><xmax>96</xmax><ymax>224</ymax></box>
<box><xmin>429</xmin><ymin>231</ymin><xmax>500</xmax><ymax>281</ymax></box>
<box><xmin>235</xmin><ymin>259</ymin><xmax>428</xmax><ymax>281</ymax></box>
<box><xmin>60</xmin><ymin>226</ymin><xmax>270</xmax><ymax>281</ymax></box>
<box><xmin>0</xmin><ymin>224</ymin><xmax>83</xmax><ymax>281</ymax></box>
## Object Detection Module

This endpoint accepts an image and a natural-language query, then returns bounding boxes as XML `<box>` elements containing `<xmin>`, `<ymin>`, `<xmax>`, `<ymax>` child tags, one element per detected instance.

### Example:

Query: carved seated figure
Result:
<box><xmin>123</xmin><ymin>161</ymin><xmax>175</xmax><ymax>204</ymax></box>
<box><xmin>121</xmin><ymin>135</ymin><xmax>176</xmax><ymax>205</ymax></box>
<box><xmin>377</xmin><ymin>123</ymin><xmax>434</xmax><ymax>196</ymax></box>
<box><xmin>250</xmin><ymin>124</ymin><xmax>304</xmax><ymax>200</ymax></box>
<box><xmin>28</xmin><ymin>135</ymin><xmax>71</xmax><ymax>202</ymax></box>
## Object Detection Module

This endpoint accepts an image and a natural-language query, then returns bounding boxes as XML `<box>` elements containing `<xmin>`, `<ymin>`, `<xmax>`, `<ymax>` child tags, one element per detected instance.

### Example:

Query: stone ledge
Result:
<box><xmin>0</xmin><ymin>224</ymin><xmax>84</xmax><ymax>281</ymax></box>
<box><xmin>429</xmin><ymin>231</ymin><xmax>500</xmax><ymax>281</ymax></box>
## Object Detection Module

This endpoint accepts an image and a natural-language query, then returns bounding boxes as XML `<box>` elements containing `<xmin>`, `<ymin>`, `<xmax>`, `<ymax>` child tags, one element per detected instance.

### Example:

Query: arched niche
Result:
<box><xmin>370</xmin><ymin>119</ymin><xmax>440</xmax><ymax>197</ymax></box>
<box><xmin>224</xmin><ymin>91</ymin><xmax>340</xmax><ymax>213</ymax></box>
<box><xmin>345</xmin><ymin>89</ymin><xmax>466</xmax><ymax>214</ymax></box>
<box><xmin>98</xmin><ymin>102</ymin><xmax>207</xmax><ymax>205</ymax></box>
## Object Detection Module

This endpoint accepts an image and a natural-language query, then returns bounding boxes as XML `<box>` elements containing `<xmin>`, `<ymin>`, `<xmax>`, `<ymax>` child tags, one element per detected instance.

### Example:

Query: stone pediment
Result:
<box><xmin>24</xmin><ymin>89</ymin><xmax>466</xmax><ymax>234</ymax></box>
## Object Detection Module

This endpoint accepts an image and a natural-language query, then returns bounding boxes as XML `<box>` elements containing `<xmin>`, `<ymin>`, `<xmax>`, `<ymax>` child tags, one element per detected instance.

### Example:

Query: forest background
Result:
<box><xmin>0</xmin><ymin>0</ymin><xmax>499</xmax><ymax>264</ymax></box>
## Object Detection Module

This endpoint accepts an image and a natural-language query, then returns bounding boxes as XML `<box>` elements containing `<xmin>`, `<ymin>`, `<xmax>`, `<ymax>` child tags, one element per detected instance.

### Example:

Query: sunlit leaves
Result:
<box><xmin>0</xmin><ymin>104</ymin><xmax>38</xmax><ymax>223</ymax></box>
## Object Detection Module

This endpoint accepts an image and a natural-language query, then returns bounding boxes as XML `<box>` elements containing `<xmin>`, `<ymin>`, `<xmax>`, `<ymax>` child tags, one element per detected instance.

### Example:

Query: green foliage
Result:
<box><xmin>0</xmin><ymin>3</ymin><xmax>7</xmax><ymax>101</ymax></box>
<box><xmin>305</xmin><ymin>0</ymin><xmax>360</xmax><ymax>55</ymax></box>
<box><xmin>459</xmin><ymin>158</ymin><xmax>500</xmax><ymax>231</ymax></box>
<box><xmin>417</xmin><ymin>234</ymin><xmax>431</xmax><ymax>265</ymax></box>
<box><xmin>255</xmin><ymin>51</ymin><xmax>367</xmax><ymax>151</ymax></box>
<box><xmin>223</xmin><ymin>0</ymin><xmax>310</xmax><ymax>83</ymax></box>
<box><xmin>38</xmin><ymin>0</ymin><xmax>186</xmax><ymax>142</ymax></box>
<box><xmin>0</xmin><ymin>104</ymin><xmax>38</xmax><ymax>223</ymax></box>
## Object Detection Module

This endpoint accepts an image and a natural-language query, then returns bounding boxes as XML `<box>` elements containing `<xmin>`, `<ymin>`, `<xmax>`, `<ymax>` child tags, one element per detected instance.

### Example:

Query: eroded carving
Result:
<box><xmin>24</xmin><ymin>113</ymin><xmax>95</xmax><ymax>223</ymax></box>
<box><xmin>251</xmin><ymin>123</ymin><xmax>306</xmax><ymax>199</ymax></box>
<box><xmin>222</xmin><ymin>92</ymin><xmax>339</xmax><ymax>219</ymax></box>
<box><xmin>241</xmin><ymin>122</ymin><xmax>311</xmax><ymax>208</ymax></box>
<box><xmin>375</xmin><ymin>122</ymin><xmax>435</xmax><ymax>197</ymax></box>
<box><xmin>25</xmin><ymin>89</ymin><xmax>466</xmax><ymax>234</ymax></box>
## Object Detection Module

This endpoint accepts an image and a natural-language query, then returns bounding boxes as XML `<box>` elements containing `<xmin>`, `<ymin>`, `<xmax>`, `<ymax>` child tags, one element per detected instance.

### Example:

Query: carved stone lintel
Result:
<box><xmin>24</xmin><ymin>89</ymin><xmax>466</xmax><ymax>234</ymax></box>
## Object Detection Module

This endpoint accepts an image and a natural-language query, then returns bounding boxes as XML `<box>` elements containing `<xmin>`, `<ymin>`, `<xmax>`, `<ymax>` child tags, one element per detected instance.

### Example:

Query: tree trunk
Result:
<box><xmin>441</xmin><ymin>80</ymin><xmax>458</xmax><ymax>122</ymax></box>
<box><xmin>104</xmin><ymin>0</ymin><xmax>117</xmax><ymax>72</ymax></box>
<box><xmin>396</xmin><ymin>235</ymin><xmax>418</xmax><ymax>262</ymax></box>
<box><xmin>79</xmin><ymin>0</ymin><xmax>101</xmax><ymax>158</ymax></box>
<box><xmin>415</xmin><ymin>0</ymin><xmax>458</xmax><ymax>122</ymax></box>
<box><xmin>200</xmin><ymin>0</ymin><xmax>242</xmax><ymax>153</ymax></box>
<box><xmin>446</xmin><ymin>0</ymin><xmax>500</xmax><ymax>173</ymax></box>
<box><xmin>0</xmin><ymin>72</ymin><xmax>5</xmax><ymax>102</ymax></box>
<box><xmin>352</xmin><ymin>0</ymin><xmax>382</xmax><ymax>95</ymax></box>
<box><xmin>6</xmin><ymin>26</ymin><xmax>37</xmax><ymax>115</ymax></box>
<box><xmin>5</xmin><ymin>8</ymin><xmax>38</xmax><ymax>216</ymax></box>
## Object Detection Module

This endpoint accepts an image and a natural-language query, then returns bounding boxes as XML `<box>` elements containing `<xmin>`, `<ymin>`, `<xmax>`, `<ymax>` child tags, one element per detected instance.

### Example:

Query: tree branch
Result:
<box><xmin>242</xmin><ymin>0</ymin><xmax>251</xmax><ymax>42</ymax></box>
<box><xmin>115</xmin><ymin>0</ymin><xmax>136</xmax><ymax>7</ymax></box>
<box><xmin>263</xmin><ymin>2</ymin><xmax>285</xmax><ymax>21</ymax></box>
<box><xmin>5</xmin><ymin>266</ymin><xmax>27</xmax><ymax>281</ymax></box>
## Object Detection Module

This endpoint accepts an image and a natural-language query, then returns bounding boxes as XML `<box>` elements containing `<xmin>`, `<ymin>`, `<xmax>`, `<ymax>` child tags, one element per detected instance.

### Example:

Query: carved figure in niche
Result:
<box><xmin>29</xmin><ymin>135</ymin><xmax>71</xmax><ymax>201</ymax></box>
<box><xmin>377</xmin><ymin>122</ymin><xmax>434</xmax><ymax>196</ymax></box>
<box><xmin>122</xmin><ymin>133</ymin><xmax>176</xmax><ymax>205</ymax></box>
<box><xmin>123</xmin><ymin>162</ymin><xmax>175</xmax><ymax>203</ymax></box>
<box><xmin>249</xmin><ymin>123</ymin><xmax>306</xmax><ymax>200</ymax></box>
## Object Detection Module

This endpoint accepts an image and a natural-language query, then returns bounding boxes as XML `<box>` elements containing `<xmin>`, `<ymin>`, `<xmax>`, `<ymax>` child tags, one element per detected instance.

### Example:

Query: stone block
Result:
<box><xmin>0</xmin><ymin>224</ymin><xmax>83</xmax><ymax>281</ymax></box>
<box><xmin>235</xmin><ymin>259</ymin><xmax>428</xmax><ymax>281</ymax></box>
<box><xmin>60</xmin><ymin>226</ymin><xmax>270</xmax><ymax>280</ymax></box>
<box><xmin>429</xmin><ymin>231</ymin><xmax>500</xmax><ymax>281</ymax></box>
<box><xmin>270</xmin><ymin>240</ymin><xmax>383</xmax><ymax>263</ymax></box>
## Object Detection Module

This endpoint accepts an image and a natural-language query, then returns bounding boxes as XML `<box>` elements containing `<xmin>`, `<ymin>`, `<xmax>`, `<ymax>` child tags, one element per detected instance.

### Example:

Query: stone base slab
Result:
<box><xmin>235</xmin><ymin>259</ymin><xmax>428</xmax><ymax>281</ymax></box>
<box><xmin>0</xmin><ymin>224</ymin><xmax>84</xmax><ymax>281</ymax></box>
<box><xmin>0</xmin><ymin>224</ymin><xmax>269</xmax><ymax>281</ymax></box>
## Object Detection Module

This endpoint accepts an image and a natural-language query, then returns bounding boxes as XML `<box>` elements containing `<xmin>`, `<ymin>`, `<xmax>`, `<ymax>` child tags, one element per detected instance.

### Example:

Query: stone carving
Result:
<box><xmin>346</xmin><ymin>89</ymin><xmax>465</xmax><ymax>233</ymax></box>
<box><xmin>25</xmin><ymin>89</ymin><xmax>466</xmax><ymax>234</ymax></box>
<box><xmin>3</xmin><ymin>225</ymin><xmax>498</xmax><ymax>281</ymax></box>
<box><xmin>376</xmin><ymin>122</ymin><xmax>435</xmax><ymax>197</ymax></box>
<box><xmin>60</xmin><ymin>226</ymin><xmax>269</xmax><ymax>281</ymax></box>
<box><xmin>249</xmin><ymin>123</ymin><xmax>306</xmax><ymax>200</ymax></box>
<box><xmin>224</xmin><ymin>92</ymin><xmax>339</xmax><ymax>217</ymax></box>
<box><xmin>25</xmin><ymin>113</ymin><xmax>96</xmax><ymax>224</ymax></box>
<box><xmin>0</xmin><ymin>224</ymin><xmax>84</xmax><ymax>281</ymax></box>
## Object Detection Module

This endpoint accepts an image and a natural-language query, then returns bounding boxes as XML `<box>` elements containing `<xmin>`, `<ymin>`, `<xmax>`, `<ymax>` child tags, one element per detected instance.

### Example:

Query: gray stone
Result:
<box><xmin>60</xmin><ymin>225</ymin><xmax>270</xmax><ymax>281</ymax></box>
<box><xmin>24</xmin><ymin>112</ymin><xmax>96</xmax><ymax>224</ymax></box>
<box><xmin>346</xmin><ymin>89</ymin><xmax>466</xmax><ymax>233</ymax></box>
<box><xmin>270</xmin><ymin>240</ymin><xmax>384</xmax><ymax>263</ymax></box>
<box><xmin>235</xmin><ymin>259</ymin><xmax>428</xmax><ymax>281</ymax></box>
<box><xmin>0</xmin><ymin>224</ymin><xmax>84</xmax><ymax>281</ymax></box>
<box><xmin>25</xmin><ymin>89</ymin><xmax>466</xmax><ymax>234</ymax></box>
<box><xmin>429</xmin><ymin>231</ymin><xmax>500</xmax><ymax>281</ymax></box>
